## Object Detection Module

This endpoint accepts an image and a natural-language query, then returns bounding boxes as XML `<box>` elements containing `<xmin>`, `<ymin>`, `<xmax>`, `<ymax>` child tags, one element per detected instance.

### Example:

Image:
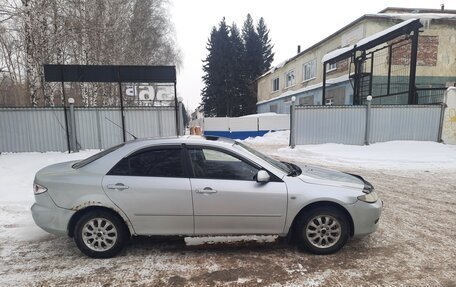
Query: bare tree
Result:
<box><xmin>0</xmin><ymin>0</ymin><xmax>181</xmax><ymax>107</ymax></box>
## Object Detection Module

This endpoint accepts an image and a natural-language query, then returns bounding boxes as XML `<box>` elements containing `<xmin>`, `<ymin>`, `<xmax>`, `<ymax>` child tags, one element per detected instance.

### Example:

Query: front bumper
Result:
<box><xmin>347</xmin><ymin>199</ymin><xmax>383</xmax><ymax>237</ymax></box>
<box><xmin>31</xmin><ymin>193</ymin><xmax>75</xmax><ymax>236</ymax></box>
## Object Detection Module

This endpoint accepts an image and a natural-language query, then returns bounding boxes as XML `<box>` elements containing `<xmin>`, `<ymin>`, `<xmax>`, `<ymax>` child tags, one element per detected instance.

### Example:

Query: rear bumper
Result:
<box><xmin>347</xmin><ymin>199</ymin><xmax>383</xmax><ymax>237</ymax></box>
<box><xmin>31</xmin><ymin>193</ymin><xmax>75</xmax><ymax>236</ymax></box>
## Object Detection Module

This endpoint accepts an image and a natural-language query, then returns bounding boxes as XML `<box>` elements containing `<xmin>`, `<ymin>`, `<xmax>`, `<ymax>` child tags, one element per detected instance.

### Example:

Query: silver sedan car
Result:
<box><xmin>31</xmin><ymin>136</ymin><xmax>382</xmax><ymax>258</ymax></box>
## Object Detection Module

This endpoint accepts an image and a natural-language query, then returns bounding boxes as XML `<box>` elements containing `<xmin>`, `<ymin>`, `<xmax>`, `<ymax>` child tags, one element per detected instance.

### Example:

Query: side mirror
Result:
<box><xmin>256</xmin><ymin>170</ymin><xmax>270</xmax><ymax>183</ymax></box>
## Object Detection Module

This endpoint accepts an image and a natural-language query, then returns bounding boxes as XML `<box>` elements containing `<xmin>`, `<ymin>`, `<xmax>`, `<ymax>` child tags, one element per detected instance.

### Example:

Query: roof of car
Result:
<box><xmin>127</xmin><ymin>135</ymin><xmax>236</xmax><ymax>146</ymax></box>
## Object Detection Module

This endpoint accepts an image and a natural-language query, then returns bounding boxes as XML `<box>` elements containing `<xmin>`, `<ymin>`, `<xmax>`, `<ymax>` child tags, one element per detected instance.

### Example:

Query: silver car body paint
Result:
<box><xmin>31</xmin><ymin>136</ymin><xmax>381</xmax><ymax>238</ymax></box>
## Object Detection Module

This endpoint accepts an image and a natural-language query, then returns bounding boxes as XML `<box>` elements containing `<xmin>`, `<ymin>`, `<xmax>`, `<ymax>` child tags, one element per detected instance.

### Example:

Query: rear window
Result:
<box><xmin>72</xmin><ymin>143</ymin><xmax>125</xmax><ymax>169</ymax></box>
<box><xmin>108</xmin><ymin>148</ymin><xmax>184</xmax><ymax>177</ymax></box>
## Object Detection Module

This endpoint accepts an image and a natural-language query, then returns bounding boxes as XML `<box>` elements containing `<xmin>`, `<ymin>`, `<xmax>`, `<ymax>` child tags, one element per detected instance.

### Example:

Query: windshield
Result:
<box><xmin>72</xmin><ymin>143</ymin><xmax>125</xmax><ymax>169</ymax></box>
<box><xmin>234</xmin><ymin>141</ymin><xmax>291</xmax><ymax>174</ymax></box>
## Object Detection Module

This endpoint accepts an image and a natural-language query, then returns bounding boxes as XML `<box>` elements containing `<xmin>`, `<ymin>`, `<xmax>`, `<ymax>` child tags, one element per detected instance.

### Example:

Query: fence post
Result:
<box><xmin>364</xmin><ymin>95</ymin><xmax>372</xmax><ymax>145</ymax></box>
<box><xmin>290</xmin><ymin>96</ymin><xmax>296</xmax><ymax>148</ymax></box>
<box><xmin>437</xmin><ymin>102</ymin><xmax>446</xmax><ymax>143</ymax></box>
<box><xmin>68</xmin><ymin>98</ymin><xmax>79</xmax><ymax>152</ymax></box>
<box><xmin>178</xmin><ymin>101</ymin><xmax>184</xmax><ymax>136</ymax></box>
<box><xmin>95</xmin><ymin>108</ymin><xmax>102</xmax><ymax>150</ymax></box>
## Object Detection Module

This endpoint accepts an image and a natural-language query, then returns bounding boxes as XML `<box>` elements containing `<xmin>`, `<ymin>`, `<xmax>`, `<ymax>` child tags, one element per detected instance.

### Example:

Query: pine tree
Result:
<box><xmin>242</xmin><ymin>14</ymin><xmax>263</xmax><ymax>114</ymax></box>
<box><xmin>257</xmin><ymin>17</ymin><xmax>274</xmax><ymax>73</ymax></box>
<box><xmin>201</xmin><ymin>27</ymin><xmax>219</xmax><ymax>117</ymax></box>
<box><xmin>201</xmin><ymin>19</ymin><xmax>231</xmax><ymax>116</ymax></box>
<box><xmin>227</xmin><ymin>23</ymin><xmax>246</xmax><ymax>116</ymax></box>
<box><xmin>201</xmin><ymin>15</ymin><xmax>274</xmax><ymax>116</ymax></box>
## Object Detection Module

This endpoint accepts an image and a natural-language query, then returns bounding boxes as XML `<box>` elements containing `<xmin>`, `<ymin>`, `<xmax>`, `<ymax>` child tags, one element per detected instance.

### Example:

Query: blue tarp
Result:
<box><xmin>203</xmin><ymin>130</ymin><xmax>270</xmax><ymax>140</ymax></box>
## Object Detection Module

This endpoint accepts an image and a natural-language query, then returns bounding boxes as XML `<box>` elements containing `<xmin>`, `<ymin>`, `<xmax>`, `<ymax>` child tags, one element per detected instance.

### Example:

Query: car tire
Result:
<box><xmin>296</xmin><ymin>207</ymin><xmax>349</xmax><ymax>255</ymax></box>
<box><xmin>74</xmin><ymin>210</ymin><xmax>128</xmax><ymax>258</ymax></box>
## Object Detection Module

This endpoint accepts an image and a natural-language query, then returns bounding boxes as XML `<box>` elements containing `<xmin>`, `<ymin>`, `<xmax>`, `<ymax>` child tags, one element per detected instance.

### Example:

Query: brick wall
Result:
<box><xmin>391</xmin><ymin>36</ymin><xmax>439</xmax><ymax>66</ymax></box>
<box><xmin>336</xmin><ymin>58</ymin><xmax>349</xmax><ymax>73</ymax></box>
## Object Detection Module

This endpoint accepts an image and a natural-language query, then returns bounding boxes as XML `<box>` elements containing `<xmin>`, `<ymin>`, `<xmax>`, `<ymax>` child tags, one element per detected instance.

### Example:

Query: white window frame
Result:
<box><xmin>285</xmin><ymin>69</ymin><xmax>295</xmax><ymax>88</ymax></box>
<box><xmin>326</xmin><ymin>62</ymin><xmax>337</xmax><ymax>72</ymax></box>
<box><xmin>302</xmin><ymin>59</ymin><xmax>317</xmax><ymax>82</ymax></box>
<box><xmin>271</xmin><ymin>77</ymin><xmax>279</xmax><ymax>92</ymax></box>
<box><xmin>325</xmin><ymin>98</ymin><xmax>334</xmax><ymax>105</ymax></box>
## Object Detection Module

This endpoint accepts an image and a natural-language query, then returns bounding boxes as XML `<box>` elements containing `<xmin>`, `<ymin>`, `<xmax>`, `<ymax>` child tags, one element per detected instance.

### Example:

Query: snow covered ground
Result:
<box><xmin>245</xmin><ymin>131</ymin><xmax>456</xmax><ymax>170</ymax></box>
<box><xmin>1</xmin><ymin>135</ymin><xmax>456</xmax><ymax>286</ymax></box>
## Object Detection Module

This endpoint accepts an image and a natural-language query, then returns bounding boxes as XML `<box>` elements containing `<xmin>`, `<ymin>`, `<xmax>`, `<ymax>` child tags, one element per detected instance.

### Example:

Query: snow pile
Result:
<box><xmin>243</xmin><ymin>131</ymin><xmax>289</xmax><ymax>145</ymax></box>
<box><xmin>278</xmin><ymin>141</ymin><xmax>456</xmax><ymax>170</ymax></box>
<box><xmin>0</xmin><ymin>150</ymin><xmax>98</xmax><ymax>241</ymax></box>
<box><xmin>357</xmin><ymin>18</ymin><xmax>418</xmax><ymax>48</ymax></box>
<box><xmin>321</xmin><ymin>45</ymin><xmax>354</xmax><ymax>63</ymax></box>
<box><xmin>240</xmin><ymin>112</ymin><xmax>280</xmax><ymax>118</ymax></box>
<box><xmin>242</xmin><ymin>130</ymin><xmax>456</xmax><ymax>170</ymax></box>
<box><xmin>0</xmin><ymin>150</ymin><xmax>97</xmax><ymax>203</ymax></box>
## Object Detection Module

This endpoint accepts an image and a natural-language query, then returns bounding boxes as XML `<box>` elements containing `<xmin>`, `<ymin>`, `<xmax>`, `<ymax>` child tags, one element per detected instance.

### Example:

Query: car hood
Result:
<box><xmin>296</xmin><ymin>164</ymin><xmax>364</xmax><ymax>190</ymax></box>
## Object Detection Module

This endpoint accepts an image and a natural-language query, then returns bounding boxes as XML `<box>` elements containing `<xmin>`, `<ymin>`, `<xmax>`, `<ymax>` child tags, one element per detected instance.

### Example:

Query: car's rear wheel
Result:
<box><xmin>296</xmin><ymin>207</ymin><xmax>349</xmax><ymax>254</ymax></box>
<box><xmin>74</xmin><ymin>210</ymin><xmax>128</xmax><ymax>258</ymax></box>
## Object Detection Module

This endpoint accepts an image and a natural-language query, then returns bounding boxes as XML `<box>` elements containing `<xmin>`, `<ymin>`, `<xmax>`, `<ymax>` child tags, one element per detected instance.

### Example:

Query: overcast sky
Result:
<box><xmin>171</xmin><ymin>0</ymin><xmax>453</xmax><ymax>112</ymax></box>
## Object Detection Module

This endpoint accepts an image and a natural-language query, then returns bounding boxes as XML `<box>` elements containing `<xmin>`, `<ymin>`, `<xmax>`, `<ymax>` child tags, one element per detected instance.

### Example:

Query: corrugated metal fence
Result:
<box><xmin>293</xmin><ymin>104</ymin><xmax>444</xmax><ymax>145</ymax></box>
<box><xmin>0</xmin><ymin>107</ymin><xmax>176</xmax><ymax>152</ymax></box>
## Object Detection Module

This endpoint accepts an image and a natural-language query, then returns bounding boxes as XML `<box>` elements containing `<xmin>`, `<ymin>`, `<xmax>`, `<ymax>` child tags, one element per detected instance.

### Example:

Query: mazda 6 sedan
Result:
<box><xmin>31</xmin><ymin>136</ymin><xmax>381</xmax><ymax>258</ymax></box>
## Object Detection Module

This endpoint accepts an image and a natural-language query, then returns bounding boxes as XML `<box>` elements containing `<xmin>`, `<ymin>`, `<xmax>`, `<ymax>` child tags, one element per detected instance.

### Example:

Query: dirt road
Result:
<box><xmin>1</xmin><ymin>146</ymin><xmax>455</xmax><ymax>287</ymax></box>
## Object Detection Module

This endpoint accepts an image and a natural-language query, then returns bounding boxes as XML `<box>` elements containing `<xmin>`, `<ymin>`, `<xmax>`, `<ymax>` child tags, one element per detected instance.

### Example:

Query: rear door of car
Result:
<box><xmin>102</xmin><ymin>145</ymin><xmax>194</xmax><ymax>235</ymax></box>
<box><xmin>185</xmin><ymin>145</ymin><xmax>288</xmax><ymax>235</ymax></box>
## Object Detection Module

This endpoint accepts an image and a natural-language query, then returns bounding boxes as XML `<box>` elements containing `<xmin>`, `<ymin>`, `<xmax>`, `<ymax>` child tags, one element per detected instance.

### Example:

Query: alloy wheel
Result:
<box><xmin>305</xmin><ymin>215</ymin><xmax>341</xmax><ymax>248</ymax></box>
<box><xmin>82</xmin><ymin>218</ymin><xmax>118</xmax><ymax>252</ymax></box>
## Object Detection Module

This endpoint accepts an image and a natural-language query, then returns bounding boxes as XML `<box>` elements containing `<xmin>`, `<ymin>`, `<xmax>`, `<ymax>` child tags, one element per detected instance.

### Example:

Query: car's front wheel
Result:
<box><xmin>296</xmin><ymin>207</ymin><xmax>349</xmax><ymax>254</ymax></box>
<box><xmin>74</xmin><ymin>210</ymin><xmax>128</xmax><ymax>258</ymax></box>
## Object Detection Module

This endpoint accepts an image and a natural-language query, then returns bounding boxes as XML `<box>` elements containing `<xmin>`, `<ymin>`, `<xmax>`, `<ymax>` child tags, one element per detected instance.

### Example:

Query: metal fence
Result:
<box><xmin>0</xmin><ymin>107</ymin><xmax>177</xmax><ymax>152</ymax></box>
<box><xmin>292</xmin><ymin>104</ymin><xmax>444</xmax><ymax>145</ymax></box>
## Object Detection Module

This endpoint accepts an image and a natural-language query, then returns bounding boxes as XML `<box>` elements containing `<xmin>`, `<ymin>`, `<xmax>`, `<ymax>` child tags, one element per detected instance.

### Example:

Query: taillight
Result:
<box><xmin>33</xmin><ymin>183</ymin><xmax>48</xmax><ymax>195</ymax></box>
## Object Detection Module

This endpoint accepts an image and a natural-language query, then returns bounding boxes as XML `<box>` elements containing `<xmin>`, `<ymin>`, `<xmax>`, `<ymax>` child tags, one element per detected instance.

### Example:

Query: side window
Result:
<box><xmin>188</xmin><ymin>148</ymin><xmax>259</xmax><ymax>181</ymax></box>
<box><xmin>108</xmin><ymin>148</ymin><xmax>184</xmax><ymax>177</ymax></box>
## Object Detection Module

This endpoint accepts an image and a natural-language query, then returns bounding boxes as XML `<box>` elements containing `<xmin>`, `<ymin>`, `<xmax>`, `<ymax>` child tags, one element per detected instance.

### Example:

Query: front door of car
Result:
<box><xmin>102</xmin><ymin>146</ymin><xmax>193</xmax><ymax>235</ymax></box>
<box><xmin>187</xmin><ymin>146</ymin><xmax>288</xmax><ymax>235</ymax></box>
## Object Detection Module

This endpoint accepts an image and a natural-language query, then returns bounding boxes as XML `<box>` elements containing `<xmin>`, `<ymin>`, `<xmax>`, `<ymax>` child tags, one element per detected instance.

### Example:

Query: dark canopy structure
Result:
<box><xmin>43</xmin><ymin>64</ymin><xmax>178</xmax><ymax>150</ymax></box>
<box><xmin>322</xmin><ymin>18</ymin><xmax>423</xmax><ymax>105</ymax></box>
<box><xmin>44</xmin><ymin>65</ymin><xmax>176</xmax><ymax>83</ymax></box>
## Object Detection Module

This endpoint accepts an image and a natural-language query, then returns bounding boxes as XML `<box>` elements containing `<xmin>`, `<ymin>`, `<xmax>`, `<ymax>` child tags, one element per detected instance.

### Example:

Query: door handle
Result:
<box><xmin>107</xmin><ymin>183</ymin><xmax>129</xmax><ymax>191</ymax></box>
<box><xmin>195</xmin><ymin>187</ymin><xmax>217</xmax><ymax>194</ymax></box>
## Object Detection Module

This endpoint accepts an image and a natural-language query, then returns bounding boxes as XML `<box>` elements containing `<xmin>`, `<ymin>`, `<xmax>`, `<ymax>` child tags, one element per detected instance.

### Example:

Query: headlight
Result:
<box><xmin>33</xmin><ymin>183</ymin><xmax>48</xmax><ymax>195</ymax></box>
<box><xmin>362</xmin><ymin>180</ymin><xmax>374</xmax><ymax>194</ymax></box>
<box><xmin>358</xmin><ymin>191</ymin><xmax>378</xmax><ymax>203</ymax></box>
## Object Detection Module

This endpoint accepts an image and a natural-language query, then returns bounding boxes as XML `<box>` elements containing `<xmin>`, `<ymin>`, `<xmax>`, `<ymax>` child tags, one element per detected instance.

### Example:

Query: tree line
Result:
<box><xmin>202</xmin><ymin>14</ymin><xmax>274</xmax><ymax>117</ymax></box>
<box><xmin>0</xmin><ymin>0</ymin><xmax>181</xmax><ymax>107</ymax></box>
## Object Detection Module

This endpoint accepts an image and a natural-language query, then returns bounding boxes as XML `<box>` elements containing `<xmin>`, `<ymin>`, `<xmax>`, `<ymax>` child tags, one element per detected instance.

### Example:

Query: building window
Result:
<box><xmin>299</xmin><ymin>95</ymin><xmax>314</xmax><ymax>105</ymax></box>
<box><xmin>326</xmin><ymin>62</ymin><xmax>337</xmax><ymax>72</ymax></box>
<box><xmin>285</xmin><ymin>70</ymin><xmax>295</xmax><ymax>88</ymax></box>
<box><xmin>326</xmin><ymin>87</ymin><xmax>346</xmax><ymax>105</ymax></box>
<box><xmin>325</xmin><ymin>98</ymin><xmax>334</xmax><ymax>105</ymax></box>
<box><xmin>270</xmin><ymin>104</ymin><xmax>278</xmax><ymax>113</ymax></box>
<box><xmin>272</xmin><ymin>77</ymin><xmax>279</xmax><ymax>92</ymax></box>
<box><xmin>303</xmin><ymin>59</ymin><xmax>316</xmax><ymax>81</ymax></box>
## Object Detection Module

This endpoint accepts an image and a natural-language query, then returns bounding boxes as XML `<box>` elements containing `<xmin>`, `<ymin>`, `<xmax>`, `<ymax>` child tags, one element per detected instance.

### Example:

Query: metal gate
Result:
<box><xmin>355</xmin><ymin>37</ymin><xmax>413</xmax><ymax>105</ymax></box>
